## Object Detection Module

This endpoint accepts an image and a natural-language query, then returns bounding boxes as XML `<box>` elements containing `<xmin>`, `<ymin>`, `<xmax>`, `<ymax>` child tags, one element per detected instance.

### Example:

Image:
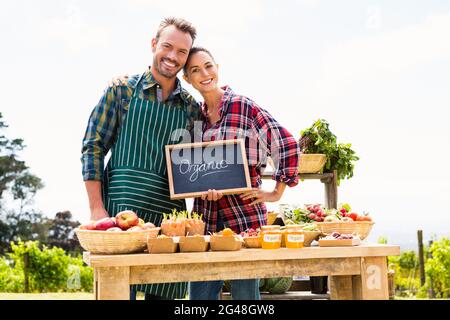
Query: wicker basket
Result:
<box><xmin>303</xmin><ymin>231</ymin><xmax>322</xmax><ymax>247</ymax></box>
<box><xmin>243</xmin><ymin>236</ymin><xmax>262</xmax><ymax>248</ymax></box>
<box><xmin>75</xmin><ymin>227</ymin><xmax>160</xmax><ymax>254</ymax></box>
<box><xmin>315</xmin><ymin>221</ymin><xmax>374</xmax><ymax>240</ymax></box>
<box><xmin>299</xmin><ymin>154</ymin><xmax>327</xmax><ymax>173</ymax></box>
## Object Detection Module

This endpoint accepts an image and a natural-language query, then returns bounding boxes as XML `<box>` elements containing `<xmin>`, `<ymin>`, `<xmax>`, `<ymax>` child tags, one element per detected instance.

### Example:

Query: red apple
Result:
<box><xmin>115</xmin><ymin>210</ymin><xmax>139</xmax><ymax>230</ymax></box>
<box><xmin>94</xmin><ymin>217</ymin><xmax>116</xmax><ymax>231</ymax></box>
<box><xmin>127</xmin><ymin>226</ymin><xmax>144</xmax><ymax>232</ymax></box>
<box><xmin>79</xmin><ymin>221</ymin><xmax>96</xmax><ymax>230</ymax></box>
<box><xmin>143</xmin><ymin>222</ymin><xmax>156</xmax><ymax>229</ymax></box>
<box><xmin>106</xmin><ymin>227</ymin><xmax>123</xmax><ymax>232</ymax></box>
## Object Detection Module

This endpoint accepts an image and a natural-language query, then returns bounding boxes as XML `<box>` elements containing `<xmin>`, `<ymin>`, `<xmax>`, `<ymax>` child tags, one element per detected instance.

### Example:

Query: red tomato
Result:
<box><xmin>357</xmin><ymin>215</ymin><xmax>372</xmax><ymax>222</ymax></box>
<box><xmin>348</xmin><ymin>213</ymin><xmax>359</xmax><ymax>221</ymax></box>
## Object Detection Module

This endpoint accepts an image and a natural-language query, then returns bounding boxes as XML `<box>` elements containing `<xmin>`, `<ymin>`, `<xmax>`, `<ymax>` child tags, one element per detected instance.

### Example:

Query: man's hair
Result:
<box><xmin>156</xmin><ymin>17</ymin><xmax>197</xmax><ymax>43</ymax></box>
<box><xmin>183</xmin><ymin>47</ymin><xmax>216</xmax><ymax>73</ymax></box>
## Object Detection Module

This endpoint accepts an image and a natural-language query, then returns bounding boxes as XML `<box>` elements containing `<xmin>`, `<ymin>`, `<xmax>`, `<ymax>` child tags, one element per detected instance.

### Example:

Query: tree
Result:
<box><xmin>0</xmin><ymin>112</ymin><xmax>43</xmax><ymax>206</ymax></box>
<box><xmin>425</xmin><ymin>237</ymin><xmax>450</xmax><ymax>298</ymax></box>
<box><xmin>46</xmin><ymin>211</ymin><xmax>82</xmax><ymax>254</ymax></box>
<box><xmin>0</xmin><ymin>112</ymin><xmax>44</xmax><ymax>253</ymax></box>
<box><xmin>0</xmin><ymin>210</ymin><xmax>49</xmax><ymax>254</ymax></box>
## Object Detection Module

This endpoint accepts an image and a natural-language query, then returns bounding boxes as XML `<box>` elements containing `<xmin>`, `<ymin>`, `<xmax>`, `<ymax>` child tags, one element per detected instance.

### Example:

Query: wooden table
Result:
<box><xmin>83</xmin><ymin>244</ymin><xmax>399</xmax><ymax>300</ymax></box>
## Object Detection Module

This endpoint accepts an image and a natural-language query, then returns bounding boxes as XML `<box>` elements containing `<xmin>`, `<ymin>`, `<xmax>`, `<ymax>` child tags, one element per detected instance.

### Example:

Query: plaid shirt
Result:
<box><xmin>81</xmin><ymin>67</ymin><xmax>200</xmax><ymax>181</ymax></box>
<box><xmin>193</xmin><ymin>86</ymin><xmax>300</xmax><ymax>234</ymax></box>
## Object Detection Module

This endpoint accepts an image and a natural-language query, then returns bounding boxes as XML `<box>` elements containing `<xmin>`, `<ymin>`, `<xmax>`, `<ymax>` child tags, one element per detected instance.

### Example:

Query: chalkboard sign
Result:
<box><xmin>165</xmin><ymin>139</ymin><xmax>252</xmax><ymax>200</ymax></box>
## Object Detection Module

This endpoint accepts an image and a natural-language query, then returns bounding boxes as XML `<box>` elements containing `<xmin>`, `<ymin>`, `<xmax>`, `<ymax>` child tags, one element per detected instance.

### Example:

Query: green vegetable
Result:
<box><xmin>301</xmin><ymin>223</ymin><xmax>319</xmax><ymax>231</ymax></box>
<box><xmin>263</xmin><ymin>277</ymin><xmax>293</xmax><ymax>294</ymax></box>
<box><xmin>341</xmin><ymin>203</ymin><xmax>352</xmax><ymax>212</ymax></box>
<box><xmin>299</xmin><ymin>119</ymin><xmax>359</xmax><ymax>185</ymax></box>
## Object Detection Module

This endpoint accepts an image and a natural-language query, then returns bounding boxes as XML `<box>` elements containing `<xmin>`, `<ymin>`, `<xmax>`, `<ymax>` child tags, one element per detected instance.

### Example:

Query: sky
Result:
<box><xmin>1</xmin><ymin>0</ymin><xmax>449</xmax><ymax>250</ymax></box>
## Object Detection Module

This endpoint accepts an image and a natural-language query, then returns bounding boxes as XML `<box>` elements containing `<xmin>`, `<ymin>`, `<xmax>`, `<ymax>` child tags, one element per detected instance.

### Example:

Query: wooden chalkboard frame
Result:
<box><xmin>165</xmin><ymin>139</ymin><xmax>252</xmax><ymax>200</ymax></box>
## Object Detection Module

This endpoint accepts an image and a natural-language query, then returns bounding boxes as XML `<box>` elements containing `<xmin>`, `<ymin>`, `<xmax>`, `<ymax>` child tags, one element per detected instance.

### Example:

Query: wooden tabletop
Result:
<box><xmin>83</xmin><ymin>244</ymin><xmax>400</xmax><ymax>268</ymax></box>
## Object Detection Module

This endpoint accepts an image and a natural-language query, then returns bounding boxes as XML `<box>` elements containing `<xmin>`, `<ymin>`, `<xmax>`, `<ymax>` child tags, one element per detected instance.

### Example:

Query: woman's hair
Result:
<box><xmin>183</xmin><ymin>47</ymin><xmax>216</xmax><ymax>74</ymax></box>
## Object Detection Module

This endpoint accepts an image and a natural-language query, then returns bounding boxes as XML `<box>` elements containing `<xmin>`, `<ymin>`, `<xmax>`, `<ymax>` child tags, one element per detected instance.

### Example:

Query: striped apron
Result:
<box><xmin>102</xmin><ymin>74</ymin><xmax>188</xmax><ymax>299</ymax></box>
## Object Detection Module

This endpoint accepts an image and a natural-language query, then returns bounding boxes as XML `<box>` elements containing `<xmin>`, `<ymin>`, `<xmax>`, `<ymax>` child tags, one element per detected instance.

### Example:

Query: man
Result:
<box><xmin>81</xmin><ymin>17</ymin><xmax>200</xmax><ymax>300</ymax></box>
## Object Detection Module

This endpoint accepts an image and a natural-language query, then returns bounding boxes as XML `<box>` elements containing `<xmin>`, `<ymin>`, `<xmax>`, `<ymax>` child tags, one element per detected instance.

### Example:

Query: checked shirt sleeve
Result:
<box><xmin>252</xmin><ymin>103</ymin><xmax>300</xmax><ymax>187</ymax></box>
<box><xmin>81</xmin><ymin>85</ymin><xmax>124</xmax><ymax>181</ymax></box>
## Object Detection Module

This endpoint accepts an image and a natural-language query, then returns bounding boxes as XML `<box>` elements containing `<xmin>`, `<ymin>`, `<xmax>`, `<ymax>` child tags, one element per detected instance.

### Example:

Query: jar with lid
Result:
<box><xmin>260</xmin><ymin>225</ymin><xmax>282</xmax><ymax>249</ymax></box>
<box><xmin>284</xmin><ymin>225</ymin><xmax>304</xmax><ymax>248</ymax></box>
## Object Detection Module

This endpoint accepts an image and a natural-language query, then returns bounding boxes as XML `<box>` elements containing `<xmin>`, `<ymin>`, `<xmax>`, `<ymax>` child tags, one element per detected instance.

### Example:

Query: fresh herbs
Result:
<box><xmin>299</xmin><ymin>119</ymin><xmax>359</xmax><ymax>185</ymax></box>
<box><xmin>162</xmin><ymin>209</ymin><xmax>203</xmax><ymax>222</ymax></box>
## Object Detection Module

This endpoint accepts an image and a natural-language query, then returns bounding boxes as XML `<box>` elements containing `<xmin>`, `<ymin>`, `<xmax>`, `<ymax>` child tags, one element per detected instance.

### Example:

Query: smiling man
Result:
<box><xmin>81</xmin><ymin>17</ymin><xmax>200</xmax><ymax>300</ymax></box>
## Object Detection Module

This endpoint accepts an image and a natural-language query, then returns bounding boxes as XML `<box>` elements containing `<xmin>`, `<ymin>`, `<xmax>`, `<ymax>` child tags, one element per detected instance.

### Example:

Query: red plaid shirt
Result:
<box><xmin>193</xmin><ymin>86</ymin><xmax>300</xmax><ymax>234</ymax></box>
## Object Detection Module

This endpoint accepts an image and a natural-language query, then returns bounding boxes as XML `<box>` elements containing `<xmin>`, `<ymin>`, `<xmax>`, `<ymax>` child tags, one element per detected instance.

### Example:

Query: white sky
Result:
<box><xmin>1</xmin><ymin>0</ymin><xmax>449</xmax><ymax>249</ymax></box>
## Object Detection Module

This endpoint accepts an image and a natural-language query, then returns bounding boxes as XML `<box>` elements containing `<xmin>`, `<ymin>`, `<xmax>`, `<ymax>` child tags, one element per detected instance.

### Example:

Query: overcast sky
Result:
<box><xmin>1</xmin><ymin>0</ymin><xmax>449</xmax><ymax>248</ymax></box>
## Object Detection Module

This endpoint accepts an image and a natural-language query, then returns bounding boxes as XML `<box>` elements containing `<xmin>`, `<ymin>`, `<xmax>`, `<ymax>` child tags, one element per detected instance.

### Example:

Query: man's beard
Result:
<box><xmin>153</xmin><ymin>57</ymin><xmax>182</xmax><ymax>79</ymax></box>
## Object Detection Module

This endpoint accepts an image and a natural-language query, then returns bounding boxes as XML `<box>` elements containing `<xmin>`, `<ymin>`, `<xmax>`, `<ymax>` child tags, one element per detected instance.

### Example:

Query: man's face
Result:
<box><xmin>152</xmin><ymin>25</ymin><xmax>193</xmax><ymax>79</ymax></box>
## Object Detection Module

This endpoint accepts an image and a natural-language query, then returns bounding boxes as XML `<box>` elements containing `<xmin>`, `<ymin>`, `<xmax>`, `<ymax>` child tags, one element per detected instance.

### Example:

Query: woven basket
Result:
<box><xmin>243</xmin><ymin>236</ymin><xmax>261</xmax><ymax>248</ymax></box>
<box><xmin>299</xmin><ymin>154</ymin><xmax>327</xmax><ymax>173</ymax></box>
<box><xmin>75</xmin><ymin>227</ymin><xmax>160</xmax><ymax>254</ymax></box>
<box><xmin>315</xmin><ymin>222</ymin><xmax>374</xmax><ymax>240</ymax></box>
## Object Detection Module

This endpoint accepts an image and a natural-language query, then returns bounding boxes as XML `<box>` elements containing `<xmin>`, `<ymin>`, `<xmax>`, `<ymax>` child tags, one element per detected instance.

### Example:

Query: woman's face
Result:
<box><xmin>184</xmin><ymin>51</ymin><xmax>219</xmax><ymax>94</ymax></box>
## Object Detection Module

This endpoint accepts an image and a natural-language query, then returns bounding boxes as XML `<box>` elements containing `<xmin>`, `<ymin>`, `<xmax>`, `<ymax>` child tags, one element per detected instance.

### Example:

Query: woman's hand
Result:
<box><xmin>240</xmin><ymin>182</ymin><xmax>287</xmax><ymax>206</ymax></box>
<box><xmin>201</xmin><ymin>189</ymin><xmax>224</xmax><ymax>201</ymax></box>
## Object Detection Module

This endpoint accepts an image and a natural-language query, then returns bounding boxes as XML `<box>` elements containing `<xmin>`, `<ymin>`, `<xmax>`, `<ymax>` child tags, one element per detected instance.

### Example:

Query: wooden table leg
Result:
<box><xmin>353</xmin><ymin>257</ymin><xmax>389</xmax><ymax>300</ymax></box>
<box><xmin>329</xmin><ymin>275</ymin><xmax>353</xmax><ymax>300</ymax></box>
<box><xmin>96</xmin><ymin>266</ymin><xmax>130</xmax><ymax>300</ymax></box>
<box><xmin>93</xmin><ymin>268</ymin><xmax>98</xmax><ymax>300</ymax></box>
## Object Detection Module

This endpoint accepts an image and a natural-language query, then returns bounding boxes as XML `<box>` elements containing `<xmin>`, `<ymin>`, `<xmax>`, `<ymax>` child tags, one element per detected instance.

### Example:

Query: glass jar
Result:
<box><xmin>284</xmin><ymin>225</ymin><xmax>304</xmax><ymax>248</ymax></box>
<box><xmin>261</xmin><ymin>225</ymin><xmax>282</xmax><ymax>249</ymax></box>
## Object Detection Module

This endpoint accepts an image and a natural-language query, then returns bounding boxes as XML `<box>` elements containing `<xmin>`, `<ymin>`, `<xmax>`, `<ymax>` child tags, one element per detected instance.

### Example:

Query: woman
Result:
<box><xmin>183</xmin><ymin>47</ymin><xmax>300</xmax><ymax>300</ymax></box>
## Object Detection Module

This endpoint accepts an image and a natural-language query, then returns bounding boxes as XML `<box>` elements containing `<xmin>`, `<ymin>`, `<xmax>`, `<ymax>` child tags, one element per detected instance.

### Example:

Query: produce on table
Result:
<box><xmin>143</xmin><ymin>222</ymin><xmax>156</xmax><ymax>229</ymax></box>
<box><xmin>283</xmin><ymin>203</ymin><xmax>373</xmax><ymax>224</ymax></box>
<box><xmin>322</xmin><ymin>232</ymin><xmax>360</xmax><ymax>240</ymax></box>
<box><xmin>106</xmin><ymin>227</ymin><xmax>122</xmax><ymax>232</ymax></box>
<box><xmin>161</xmin><ymin>209</ymin><xmax>187</xmax><ymax>236</ymax></box>
<box><xmin>185</xmin><ymin>211</ymin><xmax>205</xmax><ymax>235</ymax></box>
<box><xmin>239</xmin><ymin>228</ymin><xmax>259</xmax><ymax>237</ymax></box>
<box><xmin>93</xmin><ymin>217</ymin><xmax>117</xmax><ymax>231</ymax></box>
<box><xmin>261</xmin><ymin>277</ymin><xmax>293</xmax><ymax>294</ymax></box>
<box><xmin>115</xmin><ymin>210</ymin><xmax>140</xmax><ymax>230</ymax></box>
<box><xmin>127</xmin><ymin>225</ymin><xmax>145</xmax><ymax>232</ymax></box>
<box><xmin>79</xmin><ymin>220</ymin><xmax>96</xmax><ymax>230</ymax></box>
<box><xmin>239</xmin><ymin>228</ymin><xmax>262</xmax><ymax>248</ymax></box>
<box><xmin>219</xmin><ymin>228</ymin><xmax>235</xmax><ymax>237</ymax></box>
<box><xmin>299</xmin><ymin>119</ymin><xmax>359</xmax><ymax>185</ymax></box>
<box><xmin>78</xmin><ymin>210</ymin><xmax>160</xmax><ymax>232</ymax></box>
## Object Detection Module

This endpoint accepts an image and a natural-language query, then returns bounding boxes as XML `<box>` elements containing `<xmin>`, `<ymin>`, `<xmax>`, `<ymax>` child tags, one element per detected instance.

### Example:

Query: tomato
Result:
<box><xmin>357</xmin><ymin>215</ymin><xmax>372</xmax><ymax>222</ymax></box>
<box><xmin>348</xmin><ymin>213</ymin><xmax>359</xmax><ymax>221</ymax></box>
